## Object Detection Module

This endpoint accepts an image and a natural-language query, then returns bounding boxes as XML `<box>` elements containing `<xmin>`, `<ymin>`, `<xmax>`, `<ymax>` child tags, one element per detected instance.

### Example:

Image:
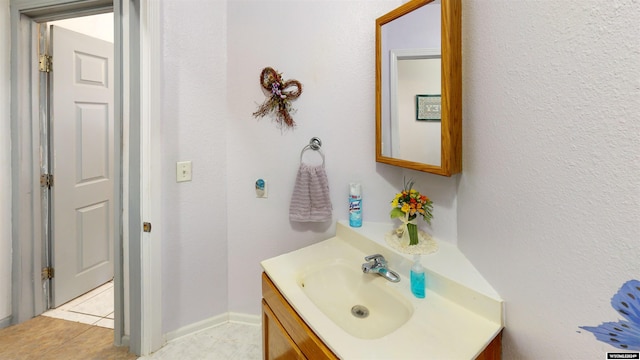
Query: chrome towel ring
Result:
<box><xmin>300</xmin><ymin>137</ymin><xmax>325</xmax><ymax>166</ymax></box>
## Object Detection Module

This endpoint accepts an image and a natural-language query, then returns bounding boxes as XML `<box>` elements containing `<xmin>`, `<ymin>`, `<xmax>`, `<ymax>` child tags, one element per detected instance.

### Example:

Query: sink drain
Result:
<box><xmin>351</xmin><ymin>305</ymin><xmax>370</xmax><ymax>319</ymax></box>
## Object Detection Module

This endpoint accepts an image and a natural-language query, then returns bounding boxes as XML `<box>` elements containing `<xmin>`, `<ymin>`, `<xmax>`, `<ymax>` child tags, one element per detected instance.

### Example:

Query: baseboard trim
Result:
<box><xmin>229</xmin><ymin>312</ymin><xmax>261</xmax><ymax>326</ymax></box>
<box><xmin>164</xmin><ymin>313</ymin><xmax>228</xmax><ymax>343</ymax></box>
<box><xmin>0</xmin><ymin>315</ymin><xmax>12</xmax><ymax>329</ymax></box>
<box><xmin>164</xmin><ymin>312</ymin><xmax>261</xmax><ymax>343</ymax></box>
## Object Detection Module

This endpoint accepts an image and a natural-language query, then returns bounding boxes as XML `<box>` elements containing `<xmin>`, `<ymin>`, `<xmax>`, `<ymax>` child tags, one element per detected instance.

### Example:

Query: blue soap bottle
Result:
<box><xmin>410</xmin><ymin>254</ymin><xmax>425</xmax><ymax>298</ymax></box>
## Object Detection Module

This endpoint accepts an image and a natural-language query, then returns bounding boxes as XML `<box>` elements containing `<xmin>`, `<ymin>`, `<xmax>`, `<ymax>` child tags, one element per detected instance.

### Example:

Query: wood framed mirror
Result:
<box><xmin>375</xmin><ymin>0</ymin><xmax>461</xmax><ymax>176</ymax></box>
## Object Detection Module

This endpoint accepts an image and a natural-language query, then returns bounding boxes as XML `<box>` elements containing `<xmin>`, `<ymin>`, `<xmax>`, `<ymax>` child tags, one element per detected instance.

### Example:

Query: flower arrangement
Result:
<box><xmin>390</xmin><ymin>179</ymin><xmax>433</xmax><ymax>245</ymax></box>
<box><xmin>252</xmin><ymin>67</ymin><xmax>303</xmax><ymax>129</ymax></box>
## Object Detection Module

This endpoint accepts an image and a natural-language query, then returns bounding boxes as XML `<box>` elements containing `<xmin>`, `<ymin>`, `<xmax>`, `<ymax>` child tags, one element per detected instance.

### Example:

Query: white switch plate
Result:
<box><xmin>176</xmin><ymin>161</ymin><xmax>192</xmax><ymax>182</ymax></box>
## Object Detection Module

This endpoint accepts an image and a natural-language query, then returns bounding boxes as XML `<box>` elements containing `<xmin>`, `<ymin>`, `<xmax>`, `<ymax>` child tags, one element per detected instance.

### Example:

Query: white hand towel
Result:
<box><xmin>289</xmin><ymin>164</ymin><xmax>332</xmax><ymax>222</ymax></box>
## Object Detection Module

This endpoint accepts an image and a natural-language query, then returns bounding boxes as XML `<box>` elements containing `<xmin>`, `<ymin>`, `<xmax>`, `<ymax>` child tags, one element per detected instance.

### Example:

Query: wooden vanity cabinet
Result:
<box><xmin>477</xmin><ymin>331</ymin><xmax>502</xmax><ymax>360</ymax></box>
<box><xmin>262</xmin><ymin>272</ymin><xmax>502</xmax><ymax>360</ymax></box>
<box><xmin>262</xmin><ymin>273</ymin><xmax>338</xmax><ymax>360</ymax></box>
<box><xmin>262</xmin><ymin>301</ymin><xmax>305</xmax><ymax>359</ymax></box>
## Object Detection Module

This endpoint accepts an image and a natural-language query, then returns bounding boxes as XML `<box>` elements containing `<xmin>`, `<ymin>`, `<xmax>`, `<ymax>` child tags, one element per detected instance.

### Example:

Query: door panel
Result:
<box><xmin>51</xmin><ymin>25</ymin><xmax>114</xmax><ymax>307</ymax></box>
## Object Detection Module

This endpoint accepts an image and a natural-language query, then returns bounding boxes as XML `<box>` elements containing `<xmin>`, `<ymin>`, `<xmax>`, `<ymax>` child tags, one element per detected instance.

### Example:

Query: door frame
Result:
<box><xmin>9</xmin><ymin>0</ymin><xmax>162</xmax><ymax>355</ymax></box>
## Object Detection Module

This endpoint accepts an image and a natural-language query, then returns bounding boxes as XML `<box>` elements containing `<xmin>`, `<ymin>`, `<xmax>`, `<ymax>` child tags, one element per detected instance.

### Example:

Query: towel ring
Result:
<box><xmin>300</xmin><ymin>137</ymin><xmax>325</xmax><ymax>167</ymax></box>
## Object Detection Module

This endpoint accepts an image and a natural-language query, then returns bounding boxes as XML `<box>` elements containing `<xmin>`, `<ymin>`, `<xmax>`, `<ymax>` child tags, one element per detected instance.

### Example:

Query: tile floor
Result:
<box><xmin>42</xmin><ymin>280</ymin><xmax>115</xmax><ymax>329</ymax></box>
<box><xmin>41</xmin><ymin>280</ymin><xmax>263</xmax><ymax>359</ymax></box>
<box><xmin>42</xmin><ymin>281</ymin><xmax>262</xmax><ymax>360</ymax></box>
<box><xmin>138</xmin><ymin>322</ymin><xmax>263</xmax><ymax>359</ymax></box>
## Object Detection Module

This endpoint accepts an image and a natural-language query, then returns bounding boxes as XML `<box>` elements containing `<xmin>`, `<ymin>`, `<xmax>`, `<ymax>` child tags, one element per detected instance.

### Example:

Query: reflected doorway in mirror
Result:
<box><xmin>389</xmin><ymin>48</ymin><xmax>441</xmax><ymax>165</ymax></box>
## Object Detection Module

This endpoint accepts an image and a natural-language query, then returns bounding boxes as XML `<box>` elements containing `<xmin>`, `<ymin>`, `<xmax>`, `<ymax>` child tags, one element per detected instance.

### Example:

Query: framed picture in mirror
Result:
<box><xmin>416</xmin><ymin>94</ymin><xmax>441</xmax><ymax>121</ymax></box>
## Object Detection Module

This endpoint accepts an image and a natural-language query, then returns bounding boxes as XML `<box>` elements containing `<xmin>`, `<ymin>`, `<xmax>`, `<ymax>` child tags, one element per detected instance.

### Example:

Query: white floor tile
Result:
<box><xmin>138</xmin><ymin>322</ymin><xmax>262</xmax><ymax>360</ymax></box>
<box><xmin>70</xmin><ymin>286</ymin><xmax>114</xmax><ymax>317</ymax></box>
<box><xmin>42</xmin><ymin>280</ymin><xmax>115</xmax><ymax>329</ymax></box>
<box><xmin>56</xmin><ymin>289</ymin><xmax>98</xmax><ymax>311</ymax></box>
<box><xmin>41</xmin><ymin>308</ymin><xmax>103</xmax><ymax>325</ymax></box>
<box><xmin>95</xmin><ymin>317</ymin><xmax>115</xmax><ymax>329</ymax></box>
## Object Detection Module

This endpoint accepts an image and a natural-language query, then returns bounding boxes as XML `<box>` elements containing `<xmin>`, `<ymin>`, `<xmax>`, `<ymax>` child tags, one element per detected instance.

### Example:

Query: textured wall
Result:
<box><xmin>159</xmin><ymin>0</ymin><xmax>459</xmax><ymax>330</ymax></box>
<box><xmin>225</xmin><ymin>0</ymin><xmax>403</xmax><ymax>315</ymax></box>
<box><xmin>8</xmin><ymin>3</ymin><xmax>633</xmax><ymax>357</ymax></box>
<box><xmin>458</xmin><ymin>0</ymin><xmax>640</xmax><ymax>358</ymax></box>
<box><xmin>0</xmin><ymin>0</ymin><xmax>11</xmax><ymax>324</ymax></box>
<box><xmin>225</xmin><ymin>0</ymin><xmax>458</xmax><ymax>316</ymax></box>
<box><xmin>159</xmin><ymin>0</ymin><xmax>230</xmax><ymax>333</ymax></box>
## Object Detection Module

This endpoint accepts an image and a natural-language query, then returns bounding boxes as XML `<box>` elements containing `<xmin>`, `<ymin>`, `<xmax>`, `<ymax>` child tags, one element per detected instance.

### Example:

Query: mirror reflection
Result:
<box><xmin>376</xmin><ymin>0</ymin><xmax>461</xmax><ymax>176</ymax></box>
<box><xmin>380</xmin><ymin>1</ymin><xmax>441</xmax><ymax>166</ymax></box>
<box><xmin>390</xmin><ymin>51</ymin><xmax>441</xmax><ymax>165</ymax></box>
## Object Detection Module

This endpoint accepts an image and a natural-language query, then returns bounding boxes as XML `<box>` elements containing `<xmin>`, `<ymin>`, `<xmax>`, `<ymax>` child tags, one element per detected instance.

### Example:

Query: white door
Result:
<box><xmin>50</xmin><ymin>25</ymin><xmax>114</xmax><ymax>307</ymax></box>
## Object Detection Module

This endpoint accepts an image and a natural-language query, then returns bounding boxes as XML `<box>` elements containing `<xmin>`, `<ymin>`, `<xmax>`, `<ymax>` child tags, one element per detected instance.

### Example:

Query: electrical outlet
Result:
<box><xmin>176</xmin><ymin>161</ymin><xmax>192</xmax><ymax>182</ymax></box>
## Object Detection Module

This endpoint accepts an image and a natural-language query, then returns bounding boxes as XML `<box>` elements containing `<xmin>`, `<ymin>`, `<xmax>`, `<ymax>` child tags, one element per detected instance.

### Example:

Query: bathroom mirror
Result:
<box><xmin>375</xmin><ymin>0</ymin><xmax>461</xmax><ymax>176</ymax></box>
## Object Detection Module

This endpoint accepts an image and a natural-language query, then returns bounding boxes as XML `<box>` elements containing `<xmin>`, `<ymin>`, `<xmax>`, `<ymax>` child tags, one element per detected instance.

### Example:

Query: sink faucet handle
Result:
<box><xmin>364</xmin><ymin>254</ymin><xmax>386</xmax><ymax>265</ymax></box>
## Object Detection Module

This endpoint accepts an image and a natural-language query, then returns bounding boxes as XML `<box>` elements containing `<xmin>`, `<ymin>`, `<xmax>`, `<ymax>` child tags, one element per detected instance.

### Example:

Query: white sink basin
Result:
<box><xmin>261</xmin><ymin>221</ymin><xmax>504</xmax><ymax>359</ymax></box>
<box><xmin>297</xmin><ymin>259</ymin><xmax>413</xmax><ymax>339</ymax></box>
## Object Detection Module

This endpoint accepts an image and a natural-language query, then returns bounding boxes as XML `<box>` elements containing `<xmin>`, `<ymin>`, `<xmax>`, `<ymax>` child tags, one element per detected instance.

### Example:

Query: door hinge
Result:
<box><xmin>40</xmin><ymin>174</ymin><xmax>54</xmax><ymax>188</ymax></box>
<box><xmin>42</xmin><ymin>267</ymin><xmax>54</xmax><ymax>280</ymax></box>
<box><xmin>143</xmin><ymin>222</ymin><xmax>152</xmax><ymax>233</ymax></box>
<box><xmin>39</xmin><ymin>54</ymin><xmax>52</xmax><ymax>73</ymax></box>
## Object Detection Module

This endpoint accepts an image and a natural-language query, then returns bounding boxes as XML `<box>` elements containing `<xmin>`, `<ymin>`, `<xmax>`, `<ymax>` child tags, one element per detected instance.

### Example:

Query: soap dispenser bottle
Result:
<box><xmin>410</xmin><ymin>254</ymin><xmax>425</xmax><ymax>298</ymax></box>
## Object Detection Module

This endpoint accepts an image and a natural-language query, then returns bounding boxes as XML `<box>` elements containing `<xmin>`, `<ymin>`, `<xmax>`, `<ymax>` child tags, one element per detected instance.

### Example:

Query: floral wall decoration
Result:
<box><xmin>252</xmin><ymin>67</ymin><xmax>303</xmax><ymax>129</ymax></box>
<box><xmin>580</xmin><ymin>279</ymin><xmax>640</xmax><ymax>350</ymax></box>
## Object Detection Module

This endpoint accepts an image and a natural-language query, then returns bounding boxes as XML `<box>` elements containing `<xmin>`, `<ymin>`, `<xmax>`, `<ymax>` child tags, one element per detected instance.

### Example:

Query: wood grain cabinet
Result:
<box><xmin>262</xmin><ymin>301</ymin><xmax>306</xmax><ymax>360</ymax></box>
<box><xmin>477</xmin><ymin>332</ymin><xmax>502</xmax><ymax>360</ymax></box>
<box><xmin>262</xmin><ymin>273</ymin><xmax>337</xmax><ymax>360</ymax></box>
<box><xmin>262</xmin><ymin>272</ymin><xmax>502</xmax><ymax>360</ymax></box>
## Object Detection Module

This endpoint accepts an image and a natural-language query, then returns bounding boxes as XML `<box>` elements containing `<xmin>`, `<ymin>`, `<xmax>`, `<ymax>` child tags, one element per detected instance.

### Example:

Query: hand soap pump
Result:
<box><xmin>410</xmin><ymin>254</ymin><xmax>425</xmax><ymax>298</ymax></box>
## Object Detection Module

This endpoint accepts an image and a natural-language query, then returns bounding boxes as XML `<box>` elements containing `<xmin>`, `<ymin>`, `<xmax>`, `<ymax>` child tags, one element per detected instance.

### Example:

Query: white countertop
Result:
<box><xmin>261</xmin><ymin>221</ymin><xmax>504</xmax><ymax>359</ymax></box>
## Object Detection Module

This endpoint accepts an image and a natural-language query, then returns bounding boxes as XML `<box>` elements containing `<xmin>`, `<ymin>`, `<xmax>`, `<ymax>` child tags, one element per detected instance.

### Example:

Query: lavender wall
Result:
<box><xmin>3</xmin><ymin>1</ymin><xmax>637</xmax><ymax>357</ymax></box>
<box><xmin>159</xmin><ymin>0</ymin><xmax>230</xmax><ymax>332</ymax></box>
<box><xmin>458</xmin><ymin>1</ymin><xmax>640</xmax><ymax>358</ymax></box>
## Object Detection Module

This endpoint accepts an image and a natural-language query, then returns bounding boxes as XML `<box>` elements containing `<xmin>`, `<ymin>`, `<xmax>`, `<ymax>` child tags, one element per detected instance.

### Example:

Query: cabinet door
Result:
<box><xmin>263</xmin><ymin>300</ymin><xmax>306</xmax><ymax>360</ymax></box>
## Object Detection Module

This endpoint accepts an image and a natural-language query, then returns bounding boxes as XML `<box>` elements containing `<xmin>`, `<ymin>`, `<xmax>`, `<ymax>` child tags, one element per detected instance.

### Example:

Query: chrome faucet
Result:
<box><xmin>361</xmin><ymin>254</ymin><xmax>400</xmax><ymax>282</ymax></box>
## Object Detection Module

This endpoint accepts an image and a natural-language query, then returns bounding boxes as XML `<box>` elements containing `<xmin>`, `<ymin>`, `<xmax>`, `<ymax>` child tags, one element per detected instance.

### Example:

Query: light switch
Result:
<box><xmin>176</xmin><ymin>161</ymin><xmax>192</xmax><ymax>182</ymax></box>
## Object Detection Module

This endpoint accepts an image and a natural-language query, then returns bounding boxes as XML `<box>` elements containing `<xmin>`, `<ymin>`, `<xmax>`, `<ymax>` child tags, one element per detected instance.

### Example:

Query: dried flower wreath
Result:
<box><xmin>252</xmin><ymin>67</ymin><xmax>303</xmax><ymax>129</ymax></box>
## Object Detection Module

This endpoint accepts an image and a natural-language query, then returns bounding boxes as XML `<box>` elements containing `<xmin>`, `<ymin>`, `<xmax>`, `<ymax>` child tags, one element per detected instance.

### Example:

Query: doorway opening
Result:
<box><xmin>38</xmin><ymin>12</ymin><xmax>117</xmax><ymax>329</ymax></box>
<box><xmin>9</xmin><ymin>0</ymin><xmax>127</xmax><ymax>347</ymax></box>
<box><xmin>10</xmin><ymin>0</ymin><xmax>162</xmax><ymax>355</ymax></box>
